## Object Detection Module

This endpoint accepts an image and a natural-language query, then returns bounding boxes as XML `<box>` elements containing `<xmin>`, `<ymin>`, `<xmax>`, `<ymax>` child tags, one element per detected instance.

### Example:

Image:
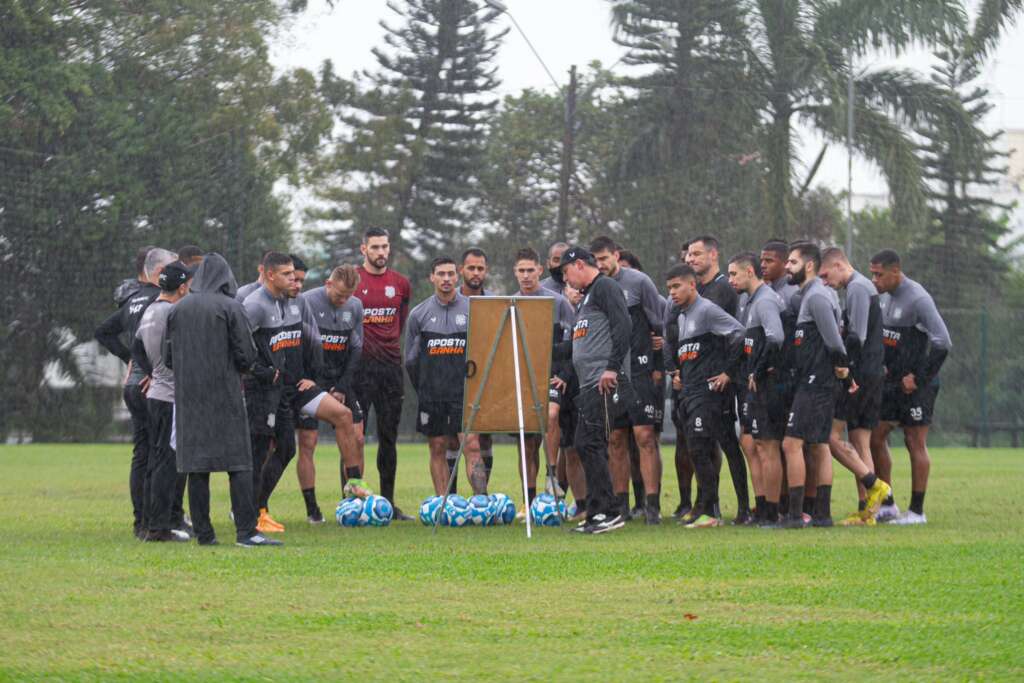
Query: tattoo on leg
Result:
<box><xmin>470</xmin><ymin>461</ymin><xmax>488</xmax><ymax>494</ymax></box>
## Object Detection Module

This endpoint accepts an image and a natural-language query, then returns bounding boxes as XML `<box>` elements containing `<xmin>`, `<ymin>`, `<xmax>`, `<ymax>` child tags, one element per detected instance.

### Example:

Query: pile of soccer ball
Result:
<box><xmin>418</xmin><ymin>492</ymin><xmax>567</xmax><ymax>527</ymax></box>
<box><xmin>335</xmin><ymin>478</ymin><xmax>394</xmax><ymax>527</ymax></box>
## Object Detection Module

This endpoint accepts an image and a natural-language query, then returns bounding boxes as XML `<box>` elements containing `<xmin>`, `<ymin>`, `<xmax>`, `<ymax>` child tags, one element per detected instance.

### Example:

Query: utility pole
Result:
<box><xmin>557</xmin><ymin>65</ymin><xmax>577</xmax><ymax>243</ymax></box>
<box><xmin>846</xmin><ymin>53</ymin><xmax>855</xmax><ymax>260</ymax></box>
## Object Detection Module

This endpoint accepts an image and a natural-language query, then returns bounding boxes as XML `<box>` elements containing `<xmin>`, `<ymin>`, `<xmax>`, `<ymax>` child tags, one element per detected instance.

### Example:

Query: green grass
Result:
<box><xmin>1</xmin><ymin>444</ymin><xmax>1022</xmax><ymax>681</ymax></box>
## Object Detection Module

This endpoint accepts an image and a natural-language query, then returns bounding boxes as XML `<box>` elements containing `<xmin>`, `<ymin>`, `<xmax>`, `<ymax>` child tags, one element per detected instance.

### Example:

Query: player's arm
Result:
<box><xmin>662</xmin><ymin>308</ymin><xmax>680</xmax><ymax>374</ymax></box>
<box><xmin>403</xmin><ymin>308</ymin><xmax>422</xmax><ymax>392</ymax></box>
<box><xmin>844</xmin><ymin>285</ymin><xmax>870</xmax><ymax>378</ymax></box>
<box><xmin>94</xmin><ymin>306</ymin><xmax>131</xmax><ymax>363</ymax></box>
<box><xmin>398</xmin><ymin>279</ymin><xmax>411</xmax><ymax>333</ymax></box>
<box><xmin>808</xmin><ymin>294</ymin><xmax>849</xmax><ymax>375</ymax></box>
<box><xmin>242</xmin><ymin>297</ymin><xmax>278</xmax><ymax>383</ymax></box>
<box><xmin>599</xmin><ymin>280</ymin><xmax>631</xmax><ymax>373</ymax></box>
<box><xmin>336</xmin><ymin>301</ymin><xmax>363</xmax><ymax>396</ymax></box>
<box><xmin>915</xmin><ymin>294</ymin><xmax>952</xmax><ymax>384</ymax></box>
<box><xmin>708</xmin><ymin>304</ymin><xmax>745</xmax><ymax>384</ymax></box>
<box><xmin>227</xmin><ymin>302</ymin><xmax>259</xmax><ymax>373</ymax></box>
<box><xmin>299</xmin><ymin>299</ymin><xmax>325</xmax><ymax>384</ymax></box>
<box><xmin>131</xmin><ymin>335</ymin><xmax>153</xmax><ymax>377</ymax></box>
<box><xmin>753</xmin><ymin>300</ymin><xmax>784</xmax><ymax>381</ymax></box>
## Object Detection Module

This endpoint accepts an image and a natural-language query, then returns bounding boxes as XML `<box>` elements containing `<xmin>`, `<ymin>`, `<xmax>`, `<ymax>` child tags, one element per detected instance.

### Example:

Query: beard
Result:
<box><xmin>371</xmin><ymin>255</ymin><xmax>388</xmax><ymax>268</ymax></box>
<box><xmin>549</xmin><ymin>265</ymin><xmax>564</xmax><ymax>285</ymax></box>
<box><xmin>788</xmin><ymin>268</ymin><xmax>806</xmax><ymax>286</ymax></box>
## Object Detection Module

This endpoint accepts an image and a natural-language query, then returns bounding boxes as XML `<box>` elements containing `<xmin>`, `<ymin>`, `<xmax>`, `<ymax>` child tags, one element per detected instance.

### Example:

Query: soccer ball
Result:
<box><xmin>566</xmin><ymin>501</ymin><xmax>579</xmax><ymax>518</ymax></box>
<box><xmin>489</xmin><ymin>493</ymin><xmax>516</xmax><ymax>525</ymax></box>
<box><xmin>442</xmin><ymin>495</ymin><xmax>472</xmax><ymax>527</ymax></box>
<box><xmin>335</xmin><ymin>497</ymin><xmax>363</xmax><ymax>527</ymax></box>
<box><xmin>467</xmin><ymin>494</ymin><xmax>493</xmax><ymax>526</ymax></box>
<box><xmin>530</xmin><ymin>493</ymin><xmax>566</xmax><ymax>527</ymax></box>
<box><xmin>419</xmin><ymin>495</ymin><xmax>444</xmax><ymax>526</ymax></box>
<box><xmin>361</xmin><ymin>495</ymin><xmax>393</xmax><ymax>527</ymax></box>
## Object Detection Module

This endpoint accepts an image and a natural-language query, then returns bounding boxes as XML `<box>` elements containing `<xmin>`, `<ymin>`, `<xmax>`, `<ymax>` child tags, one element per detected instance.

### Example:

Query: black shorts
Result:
<box><xmin>653</xmin><ymin>375</ymin><xmax>666</xmax><ymax>434</ymax></box>
<box><xmin>836</xmin><ymin>374</ymin><xmax>883</xmax><ymax>431</ymax></box>
<box><xmin>785</xmin><ymin>386</ymin><xmax>835</xmax><ymax>445</ymax></box>
<box><xmin>677</xmin><ymin>394</ymin><xmax>735</xmax><ymax>447</ymax></box>
<box><xmin>552</xmin><ymin>383</ymin><xmax>579</xmax><ymax>448</ymax></box>
<box><xmin>416</xmin><ymin>401</ymin><xmax>463</xmax><ymax>438</ymax></box>
<box><xmin>609</xmin><ymin>378</ymin><xmax>637</xmax><ymax>431</ymax></box>
<box><xmin>881</xmin><ymin>380</ymin><xmax>939</xmax><ymax>427</ymax></box>
<box><xmin>626</xmin><ymin>369</ymin><xmax>659</xmax><ymax>427</ymax></box>
<box><xmin>741</xmin><ymin>383</ymin><xmax>786</xmax><ymax>442</ymax></box>
<box><xmin>297</xmin><ymin>396</ymin><xmax>365</xmax><ymax>430</ymax></box>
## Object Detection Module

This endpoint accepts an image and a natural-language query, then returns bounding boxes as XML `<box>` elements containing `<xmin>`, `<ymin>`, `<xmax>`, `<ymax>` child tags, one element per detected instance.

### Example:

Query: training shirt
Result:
<box><xmin>405</xmin><ymin>293</ymin><xmax>470</xmax><ymax>404</ymax></box>
<box><xmin>301</xmin><ymin>286</ymin><xmax>363</xmax><ymax>395</ymax></box>
<box><xmin>95</xmin><ymin>281</ymin><xmax>161</xmax><ymax>384</ymax></box>
<box><xmin>133</xmin><ymin>299</ymin><xmax>176</xmax><ymax>403</ymax></box>
<box><xmin>741</xmin><ymin>284</ymin><xmax>786</xmax><ymax>383</ymax></box>
<box><xmin>235</xmin><ymin>280</ymin><xmax>261</xmax><ymax>302</ymax></box>
<box><xmin>842</xmin><ymin>270</ymin><xmax>885</xmax><ymax>380</ymax></box>
<box><xmin>540</xmin><ymin>274</ymin><xmax>566</xmax><ymax>297</ymax></box>
<box><xmin>243</xmin><ymin>286</ymin><xmax>321</xmax><ymax>388</ymax></box>
<box><xmin>664</xmin><ymin>295</ymin><xmax>744</xmax><ymax>407</ymax></box>
<box><xmin>609</xmin><ymin>266</ymin><xmax>666</xmax><ymax>375</ymax></box>
<box><xmin>793</xmin><ymin>278</ymin><xmax>847</xmax><ymax>390</ymax></box>
<box><xmin>566</xmin><ymin>274</ymin><xmax>631</xmax><ymax>390</ymax></box>
<box><xmin>697</xmin><ymin>271</ymin><xmax>739</xmax><ymax>318</ymax></box>
<box><xmin>879</xmin><ymin>276</ymin><xmax>952</xmax><ymax>385</ymax></box>
<box><xmin>355</xmin><ymin>266</ymin><xmax>411</xmax><ymax>365</ymax></box>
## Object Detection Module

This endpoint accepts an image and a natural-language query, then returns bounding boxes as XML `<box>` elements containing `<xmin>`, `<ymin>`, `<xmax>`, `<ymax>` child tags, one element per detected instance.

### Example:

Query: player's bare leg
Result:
<box><xmin>461</xmin><ymin>433</ymin><xmax>487</xmax><ymax>495</ymax></box>
<box><xmin>741</xmin><ymin>432</ymin><xmax>764</xmax><ymax>517</ymax></box>
<box><xmin>296</xmin><ymin>427</ymin><xmax>322</xmax><ymax>522</ymax></box>
<box><xmin>757</xmin><ymin>439</ymin><xmax>782</xmax><ymax>525</ymax></box>
<box><xmin>314</xmin><ymin>395</ymin><xmax>363</xmax><ymax>484</ymax></box>
<box><xmin>870</xmin><ymin>421</ymin><xmax>900</xmax><ymax>520</ymax></box>
<box><xmin>608</xmin><ymin>427</ymin><xmax>631</xmax><ymax>517</ymax></box>
<box><xmin>632</xmin><ymin>423</ymin><xmax>662</xmax><ymax>522</ymax></box>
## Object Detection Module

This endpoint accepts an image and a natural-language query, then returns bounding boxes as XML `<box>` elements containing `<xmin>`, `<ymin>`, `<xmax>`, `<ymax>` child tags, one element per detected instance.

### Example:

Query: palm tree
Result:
<box><xmin>737</xmin><ymin>0</ymin><xmax>979</xmax><ymax>238</ymax></box>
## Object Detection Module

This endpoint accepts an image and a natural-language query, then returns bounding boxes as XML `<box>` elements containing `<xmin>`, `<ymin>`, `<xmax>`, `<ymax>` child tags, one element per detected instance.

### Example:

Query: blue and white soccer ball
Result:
<box><xmin>530</xmin><ymin>493</ymin><xmax>566</xmax><ymax>527</ymax></box>
<box><xmin>467</xmin><ymin>494</ymin><xmax>493</xmax><ymax>526</ymax></box>
<box><xmin>489</xmin><ymin>493</ymin><xmax>516</xmax><ymax>525</ymax></box>
<box><xmin>442</xmin><ymin>495</ymin><xmax>472</xmax><ymax>527</ymax></box>
<box><xmin>360</xmin><ymin>494</ymin><xmax>393</xmax><ymax>527</ymax></box>
<box><xmin>419</xmin><ymin>495</ymin><xmax>444</xmax><ymax>526</ymax></box>
<box><xmin>566</xmin><ymin>501</ymin><xmax>579</xmax><ymax>518</ymax></box>
<box><xmin>335</xmin><ymin>497</ymin><xmax>364</xmax><ymax>527</ymax></box>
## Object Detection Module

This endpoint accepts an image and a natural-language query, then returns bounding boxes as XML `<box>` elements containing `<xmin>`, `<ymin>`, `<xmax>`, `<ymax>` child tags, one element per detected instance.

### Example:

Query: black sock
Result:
<box><xmin>482</xmin><ymin>452</ymin><xmax>493</xmax><ymax>475</ymax></box>
<box><xmin>755</xmin><ymin>495</ymin><xmax>766</xmax><ymax>519</ymax></box>
<box><xmin>860</xmin><ymin>472</ymin><xmax>878</xmax><ymax>490</ymax></box>
<box><xmin>632</xmin><ymin>479</ymin><xmax>645</xmax><ymax>507</ymax></box>
<box><xmin>802</xmin><ymin>496</ymin><xmax>815</xmax><ymax>516</ymax></box>
<box><xmin>813</xmin><ymin>485</ymin><xmax>832</xmax><ymax>520</ymax></box>
<box><xmin>645</xmin><ymin>493</ymin><xmax>660</xmax><ymax>512</ymax></box>
<box><xmin>301</xmin><ymin>487</ymin><xmax>318</xmax><ymax>516</ymax></box>
<box><xmin>764</xmin><ymin>501</ymin><xmax>779</xmax><ymax>522</ymax></box>
<box><xmin>788</xmin><ymin>486</ymin><xmax>805</xmax><ymax>519</ymax></box>
<box><xmin>909</xmin><ymin>490</ymin><xmax>926</xmax><ymax>515</ymax></box>
<box><xmin>780</xmin><ymin>494</ymin><xmax>789</xmax><ymax>514</ymax></box>
<box><xmin>858</xmin><ymin>499</ymin><xmax>867</xmax><ymax>511</ymax></box>
<box><xmin>577</xmin><ymin>498</ymin><xmax>587</xmax><ymax>515</ymax></box>
<box><xmin>617</xmin><ymin>492</ymin><xmax>629</xmax><ymax>513</ymax></box>
<box><xmin>680</xmin><ymin>486</ymin><xmax>692</xmax><ymax>508</ymax></box>
<box><xmin>345</xmin><ymin>466</ymin><xmax>361</xmax><ymax>480</ymax></box>
<box><xmin>883</xmin><ymin>493</ymin><xmax>894</xmax><ymax>506</ymax></box>
<box><xmin>558</xmin><ymin>479</ymin><xmax>569</xmax><ymax>494</ymax></box>
<box><xmin>527</xmin><ymin>487</ymin><xmax>536</xmax><ymax>504</ymax></box>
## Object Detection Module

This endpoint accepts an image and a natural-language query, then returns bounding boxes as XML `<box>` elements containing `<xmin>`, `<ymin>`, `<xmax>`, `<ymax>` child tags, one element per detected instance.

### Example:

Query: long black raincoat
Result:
<box><xmin>165</xmin><ymin>254</ymin><xmax>257</xmax><ymax>474</ymax></box>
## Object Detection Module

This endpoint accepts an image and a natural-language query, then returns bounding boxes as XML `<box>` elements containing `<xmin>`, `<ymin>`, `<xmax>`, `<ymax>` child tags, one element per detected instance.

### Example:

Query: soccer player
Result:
<box><xmin>819</xmin><ymin>248</ymin><xmax>892</xmax><ymax>525</ymax></box>
<box><xmin>132</xmin><ymin>261</ymin><xmax>193</xmax><ymax>542</ymax></box>
<box><xmin>557</xmin><ymin>247</ymin><xmax>631</xmax><ymax>534</ymax></box>
<box><xmin>686</xmin><ymin>235</ymin><xmax>739</xmax><ymax>316</ymax></box>
<box><xmin>244</xmin><ymin>252</ymin><xmax>363</xmax><ymax>532</ymax></box>
<box><xmin>727</xmin><ymin>252</ymin><xmax>786</xmax><ymax>526</ymax></box>
<box><xmin>95</xmin><ymin>246</ymin><xmax>176</xmax><ymax>539</ymax></box>
<box><xmin>405</xmin><ymin>257</ymin><xmax>485</xmax><ymax>495</ymax></box>
<box><xmin>456</xmin><ymin>247</ymin><xmax>494</xmax><ymax>488</ymax></box>
<box><xmin>664</xmin><ymin>264</ymin><xmax>745</xmax><ymax>528</ymax></box>
<box><xmin>869</xmin><ymin>249</ymin><xmax>952</xmax><ymax>524</ymax></box>
<box><xmin>590</xmin><ymin>236</ymin><xmax>666</xmax><ymax>524</ymax></box>
<box><xmin>540</xmin><ymin>242</ymin><xmax>570</xmax><ymax>295</ymax></box>
<box><xmin>511</xmin><ymin>248</ymin><xmax>576</xmax><ymax>507</ymax></box>
<box><xmin>781</xmin><ymin>243</ymin><xmax>873</xmax><ymax>528</ymax></box>
<box><xmin>295</xmin><ymin>265</ymin><xmax>367</xmax><ymax>523</ymax></box>
<box><xmin>166</xmin><ymin>253</ymin><xmax>280</xmax><ymax>547</ymax></box>
<box><xmin>353</xmin><ymin>228</ymin><xmax>413</xmax><ymax>519</ymax></box>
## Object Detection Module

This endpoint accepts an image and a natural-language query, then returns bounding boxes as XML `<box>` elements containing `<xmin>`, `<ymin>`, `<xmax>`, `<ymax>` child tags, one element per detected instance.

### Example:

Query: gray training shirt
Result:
<box><xmin>879</xmin><ymin>275</ymin><xmax>952</xmax><ymax>384</ymax></box>
<box><xmin>135</xmin><ymin>299</ymin><xmax>176</xmax><ymax>403</ymax></box>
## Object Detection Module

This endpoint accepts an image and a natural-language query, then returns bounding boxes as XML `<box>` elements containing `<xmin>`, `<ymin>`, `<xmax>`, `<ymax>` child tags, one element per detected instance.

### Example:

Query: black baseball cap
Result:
<box><xmin>560</xmin><ymin>246</ymin><xmax>597</xmax><ymax>267</ymax></box>
<box><xmin>158</xmin><ymin>260</ymin><xmax>193</xmax><ymax>291</ymax></box>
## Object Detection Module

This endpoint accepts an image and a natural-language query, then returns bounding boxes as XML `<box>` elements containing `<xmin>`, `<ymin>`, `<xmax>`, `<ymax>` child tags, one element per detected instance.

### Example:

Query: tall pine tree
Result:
<box><xmin>312</xmin><ymin>0</ymin><xmax>505</xmax><ymax>278</ymax></box>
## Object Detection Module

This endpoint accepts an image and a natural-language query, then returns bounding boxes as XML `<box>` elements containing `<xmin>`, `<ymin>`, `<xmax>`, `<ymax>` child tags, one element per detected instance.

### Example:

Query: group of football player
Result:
<box><xmin>97</xmin><ymin>227</ymin><xmax>950</xmax><ymax>541</ymax></box>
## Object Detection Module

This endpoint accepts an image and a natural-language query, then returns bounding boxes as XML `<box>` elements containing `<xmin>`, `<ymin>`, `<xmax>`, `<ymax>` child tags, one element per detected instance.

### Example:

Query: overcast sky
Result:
<box><xmin>270</xmin><ymin>0</ymin><xmax>1024</xmax><ymax>197</ymax></box>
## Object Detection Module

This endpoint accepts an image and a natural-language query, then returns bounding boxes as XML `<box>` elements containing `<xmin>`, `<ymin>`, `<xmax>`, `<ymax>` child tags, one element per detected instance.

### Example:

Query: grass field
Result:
<box><xmin>1</xmin><ymin>444</ymin><xmax>1022</xmax><ymax>681</ymax></box>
